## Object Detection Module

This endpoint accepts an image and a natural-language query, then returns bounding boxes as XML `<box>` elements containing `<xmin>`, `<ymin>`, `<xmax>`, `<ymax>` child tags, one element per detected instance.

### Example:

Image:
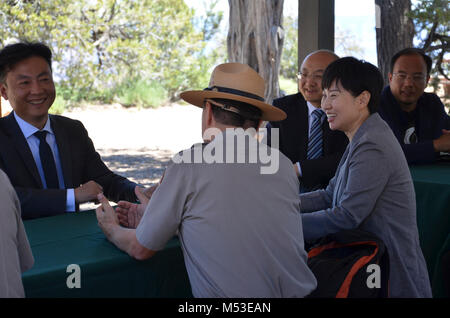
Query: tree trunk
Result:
<box><xmin>375</xmin><ymin>0</ymin><xmax>414</xmax><ymax>85</ymax></box>
<box><xmin>227</xmin><ymin>0</ymin><xmax>284</xmax><ymax>104</ymax></box>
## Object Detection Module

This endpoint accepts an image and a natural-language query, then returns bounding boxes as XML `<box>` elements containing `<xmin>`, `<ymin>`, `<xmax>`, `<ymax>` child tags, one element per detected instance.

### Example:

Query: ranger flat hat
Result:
<box><xmin>180</xmin><ymin>62</ymin><xmax>286</xmax><ymax>121</ymax></box>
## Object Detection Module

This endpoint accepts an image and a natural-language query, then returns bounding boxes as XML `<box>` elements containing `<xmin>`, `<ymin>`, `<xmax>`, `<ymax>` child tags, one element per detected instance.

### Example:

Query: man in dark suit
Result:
<box><xmin>378</xmin><ymin>48</ymin><xmax>450</xmax><ymax>164</ymax></box>
<box><xmin>267</xmin><ymin>50</ymin><xmax>348</xmax><ymax>192</ymax></box>
<box><xmin>0</xmin><ymin>42</ymin><xmax>152</xmax><ymax>219</ymax></box>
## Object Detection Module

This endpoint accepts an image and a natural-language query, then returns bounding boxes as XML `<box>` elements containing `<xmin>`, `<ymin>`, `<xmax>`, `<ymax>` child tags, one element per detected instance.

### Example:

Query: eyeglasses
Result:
<box><xmin>392</xmin><ymin>72</ymin><xmax>426</xmax><ymax>84</ymax></box>
<box><xmin>297</xmin><ymin>72</ymin><xmax>323</xmax><ymax>81</ymax></box>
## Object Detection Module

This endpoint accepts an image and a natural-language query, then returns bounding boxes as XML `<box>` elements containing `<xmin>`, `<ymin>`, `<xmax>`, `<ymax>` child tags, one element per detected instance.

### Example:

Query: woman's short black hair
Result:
<box><xmin>321</xmin><ymin>57</ymin><xmax>384</xmax><ymax>114</ymax></box>
<box><xmin>0</xmin><ymin>42</ymin><xmax>52</xmax><ymax>83</ymax></box>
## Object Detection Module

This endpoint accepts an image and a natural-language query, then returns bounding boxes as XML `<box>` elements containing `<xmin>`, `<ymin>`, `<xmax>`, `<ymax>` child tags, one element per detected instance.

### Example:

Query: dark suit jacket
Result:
<box><xmin>378</xmin><ymin>86</ymin><xmax>450</xmax><ymax>164</ymax></box>
<box><xmin>0</xmin><ymin>112</ymin><xmax>137</xmax><ymax>219</ymax></box>
<box><xmin>266</xmin><ymin>93</ymin><xmax>348</xmax><ymax>190</ymax></box>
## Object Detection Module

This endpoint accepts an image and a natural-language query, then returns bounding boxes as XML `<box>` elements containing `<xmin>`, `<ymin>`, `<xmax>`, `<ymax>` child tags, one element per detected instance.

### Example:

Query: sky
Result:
<box><xmin>331</xmin><ymin>0</ymin><xmax>377</xmax><ymax>64</ymax></box>
<box><xmin>188</xmin><ymin>0</ymin><xmax>378</xmax><ymax>65</ymax></box>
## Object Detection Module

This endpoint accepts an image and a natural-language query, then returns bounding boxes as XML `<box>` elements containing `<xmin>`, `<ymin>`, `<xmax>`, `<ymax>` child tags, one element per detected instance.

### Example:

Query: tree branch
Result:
<box><xmin>425</xmin><ymin>43</ymin><xmax>449</xmax><ymax>52</ymax></box>
<box><xmin>422</xmin><ymin>21</ymin><xmax>438</xmax><ymax>50</ymax></box>
<box><xmin>107</xmin><ymin>0</ymin><xmax>117</xmax><ymax>23</ymax></box>
<box><xmin>435</xmin><ymin>50</ymin><xmax>449</xmax><ymax>81</ymax></box>
<box><xmin>433</xmin><ymin>33</ymin><xmax>450</xmax><ymax>43</ymax></box>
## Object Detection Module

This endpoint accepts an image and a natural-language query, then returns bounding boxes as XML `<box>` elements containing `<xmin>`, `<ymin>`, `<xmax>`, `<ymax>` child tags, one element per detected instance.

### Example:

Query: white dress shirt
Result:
<box><xmin>14</xmin><ymin>112</ymin><xmax>76</xmax><ymax>212</ymax></box>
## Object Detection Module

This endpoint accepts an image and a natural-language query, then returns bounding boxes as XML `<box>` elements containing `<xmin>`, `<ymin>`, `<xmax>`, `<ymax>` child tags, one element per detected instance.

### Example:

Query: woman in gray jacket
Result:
<box><xmin>300</xmin><ymin>57</ymin><xmax>432</xmax><ymax>298</ymax></box>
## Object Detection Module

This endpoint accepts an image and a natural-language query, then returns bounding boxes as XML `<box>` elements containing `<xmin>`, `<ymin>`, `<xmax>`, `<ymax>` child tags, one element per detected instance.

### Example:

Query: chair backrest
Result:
<box><xmin>306</xmin><ymin>229</ymin><xmax>390</xmax><ymax>298</ymax></box>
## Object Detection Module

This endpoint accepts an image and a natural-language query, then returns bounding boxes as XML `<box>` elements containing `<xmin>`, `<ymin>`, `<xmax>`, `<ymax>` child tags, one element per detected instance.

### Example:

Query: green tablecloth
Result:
<box><xmin>21</xmin><ymin>164</ymin><xmax>449</xmax><ymax>298</ymax></box>
<box><xmin>410</xmin><ymin>164</ymin><xmax>450</xmax><ymax>298</ymax></box>
<box><xmin>431</xmin><ymin>234</ymin><xmax>450</xmax><ymax>298</ymax></box>
<box><xmin>22</xmin><ymin>211</ymin><xmax>192</xmax><ymax>298</ymax></box>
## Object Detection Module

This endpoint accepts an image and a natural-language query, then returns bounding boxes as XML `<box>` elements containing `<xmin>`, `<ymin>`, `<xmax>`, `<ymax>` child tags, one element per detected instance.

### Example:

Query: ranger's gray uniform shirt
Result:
<box><xmin>0</xmin><ymin>170</ymin><xmax>34</xmax><ymax>297</ymax></box>
<box><xmin>136</xmin><ymin>129</ymin><xmax>317</xmax><ymax>297</ymax></box>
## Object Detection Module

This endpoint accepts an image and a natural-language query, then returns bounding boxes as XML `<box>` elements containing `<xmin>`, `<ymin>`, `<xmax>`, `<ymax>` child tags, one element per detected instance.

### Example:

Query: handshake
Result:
<box><xmin>74</xmin><ymin>180</ymin><xmax>157</xmax><ymax>209</ymax></box>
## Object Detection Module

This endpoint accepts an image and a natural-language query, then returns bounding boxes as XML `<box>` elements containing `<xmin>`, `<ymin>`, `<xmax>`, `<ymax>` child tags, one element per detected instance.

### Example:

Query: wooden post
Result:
<box><xmin>375</xmin><ymin>0</ymin><xmax>413</xmax><ymax>85</ymax></box>
<box><xmin>298</xmin><ymin>0</ymin><xmax>335</xmax><ymax>68</ymax></box>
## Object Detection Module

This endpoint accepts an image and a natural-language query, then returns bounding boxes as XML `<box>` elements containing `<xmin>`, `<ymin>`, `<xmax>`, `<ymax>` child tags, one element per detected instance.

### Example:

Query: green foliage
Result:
<box><xmin>195</xmin><ymin>0</ymin><xmax>224</xmax><ymax>42</ymax></box>
<box><xmin>0</xmin><ymin>0</ymin><xmax>224</xmax><ymax>107</ymax></box>
<box><xmin>49</xmin><ymin>95</ymin><xmax>69</xmax><ymax>115</ymax></box>
<box><xmin>409</xmin><ymin>0</ymin><xmax>449</xmax><ymax>80</ymax></box>
<box><xmin>115</xmin><ymin>80</ymin><xmax>168</xmax><ymax>108</ymax></box>
<box><xmin>280</xmin><ymin>16</ymin><xmax>298</xmax><ymax>81</ymax></box>
<box><xmin>334</xmin><ymin>26</ymin><xmax>365</xmax><ymax>59</ymax></box>
<box><xmin>280</xmin><ymin>16</ymin><xmax>365</xmax><ymax>81</ymax></box>
<box><xmin>279</xmin><ymin>76</ymin><xmax>298</xmax><ymax>96</ymax></box>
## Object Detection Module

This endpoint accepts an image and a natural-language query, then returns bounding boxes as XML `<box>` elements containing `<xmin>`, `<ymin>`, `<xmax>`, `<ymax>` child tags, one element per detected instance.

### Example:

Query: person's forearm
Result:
<box><xmin>106</xmin><ymin>225</ymin><xmax>136</xmax><ymax>254</ymax></box>
<box><xmin>15</xmin><ymin>187</ymin><xmax>66</xmax><ymax>219</ymax></box>
<box><xmin>299</xmin><ymin>189</ymin><xmax>332</xmax><ymax>213</ymax></box>
<box><xmin>402</xmin><ymin>142</ymin><xmax>436</xmax><ymax>164</ymax></box>
<box><xmin>106</xmin><ymin>225</ymin><xmax>154</xmax><ymax>260</ymax></box>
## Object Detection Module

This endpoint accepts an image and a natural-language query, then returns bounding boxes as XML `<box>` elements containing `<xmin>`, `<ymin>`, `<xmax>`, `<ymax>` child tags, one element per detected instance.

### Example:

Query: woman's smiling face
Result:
<box><xmin>321</xmin><ymin>80</ymin><xmax>369</xmax><ymax>140</ymax></box>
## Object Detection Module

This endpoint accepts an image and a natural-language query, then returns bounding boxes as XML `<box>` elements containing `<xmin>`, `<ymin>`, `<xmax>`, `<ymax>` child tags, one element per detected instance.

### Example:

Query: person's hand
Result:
<box><xmin>139</xmin><ymin>171</ymin><xmax>165</xmax><ymax>200</ymax></box>
<box><xmin>433</xmin><ymin>131</ymin><xmax>450</xmax><ymax>152</ymax></box>
<box><xmin>96</xmin><ymin>193</ymin><xmax>119</xmax><ymax>239</ymax></box>
<box><xmin>141</xmin><ymin>184</ymin><xmax>158</xmax><ymax>200</ymax></box>
<box><xmin>116</xmin><ymin>187</ymin><xmax>150</xmax><ymax>229</ymax></box>
<box><xmin>75</xmin><ymin>181</ymin><xmax>103</xmax><ymax>203</ymax></box>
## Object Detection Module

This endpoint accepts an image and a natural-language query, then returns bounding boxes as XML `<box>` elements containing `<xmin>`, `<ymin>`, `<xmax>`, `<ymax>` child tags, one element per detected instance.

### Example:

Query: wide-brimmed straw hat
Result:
<box><xmin>180</xmin><ymin>62</ymin><xmax>286</xmax><ymax>121</ymax></box>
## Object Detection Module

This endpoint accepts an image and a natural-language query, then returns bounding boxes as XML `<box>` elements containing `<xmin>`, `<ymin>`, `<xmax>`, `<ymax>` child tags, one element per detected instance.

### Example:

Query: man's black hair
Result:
<box><xmin>0</xmin><ymin>42</ymin><xmax>53</xmax><ymax>83</ymax></box>
<box><xmin>206</xmin><ymin>98</ymin><xmax>262</xmax><ymax>130</ymax></box>
<box><xmin>322</xmin><ymin>57</ymin><xmax>384</xmax><ymax>114</ymax></box>
<box><xmin>390</xmin><ymin>48</ymin><xmax>432</xmax><ymax>75</ymax></box>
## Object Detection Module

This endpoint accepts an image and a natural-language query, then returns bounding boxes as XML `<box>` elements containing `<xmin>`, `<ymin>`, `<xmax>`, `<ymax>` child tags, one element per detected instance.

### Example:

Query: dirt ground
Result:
<box><xmin>0</xmin><ymin>98</ymin><xmax>203</xmax><ymax>208</ymax></box>
<box><xmin>62</xmin><ymin>102</ymin><xmax>203</xmax><ymax>183</ymax></box>
<box><xmin>62</xmin><ymin>102</ymin><xmax>203</xmax><ymax>209</ymax></box>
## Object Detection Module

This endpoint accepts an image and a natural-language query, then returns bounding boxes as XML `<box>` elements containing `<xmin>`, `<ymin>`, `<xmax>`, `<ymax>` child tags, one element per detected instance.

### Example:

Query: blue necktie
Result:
<box><xmin>34</xmin><ymin>131</ymin><xmax>59</xmax><ymax>189</ymax></box>
<box><xmin>307</xmin><ymin>109</ymin><xmax>325</xmax><ymax>160</ymax></box>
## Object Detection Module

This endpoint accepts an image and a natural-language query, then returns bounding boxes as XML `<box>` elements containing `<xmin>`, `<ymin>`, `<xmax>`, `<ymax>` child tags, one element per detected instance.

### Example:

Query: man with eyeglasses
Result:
<box><xmin>266</xmin><ymin>50</ymin><xmax>348</xmax><ymax>192</ymax></box>
<box><xmin>379</xmin><ymin>48</ymin><xmax>450</xmax><ymax>164</ymax></box>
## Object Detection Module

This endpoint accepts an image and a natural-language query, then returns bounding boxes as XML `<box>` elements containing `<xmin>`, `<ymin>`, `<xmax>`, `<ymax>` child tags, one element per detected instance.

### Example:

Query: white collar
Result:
<box><xmin>306</xmin><ymin>101</ymin><xmax>323</xmax><ymax>117</ymax></box>
<box><xmin>14</xmin><ymin>112</ymin><xmax>53</xmax><ymax>139</ymax></box>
